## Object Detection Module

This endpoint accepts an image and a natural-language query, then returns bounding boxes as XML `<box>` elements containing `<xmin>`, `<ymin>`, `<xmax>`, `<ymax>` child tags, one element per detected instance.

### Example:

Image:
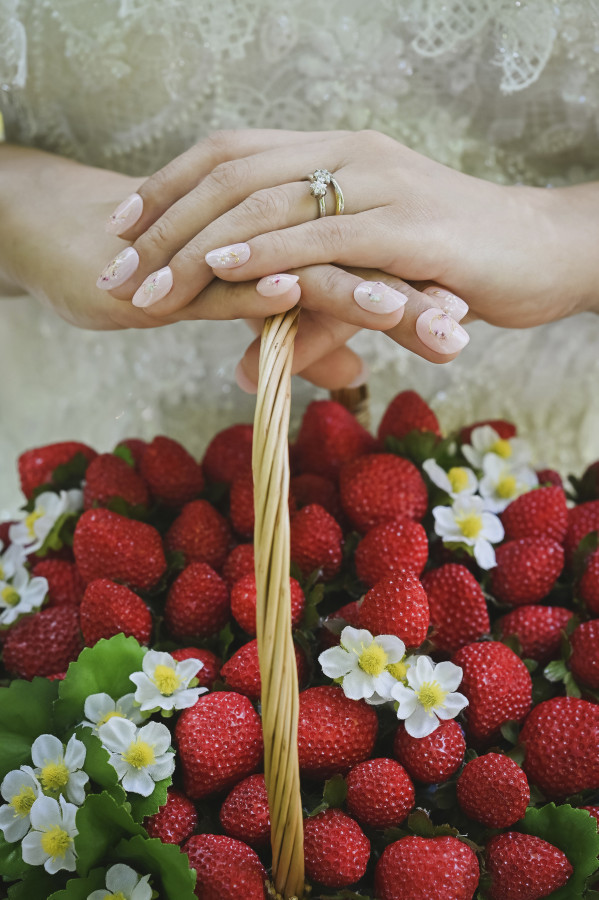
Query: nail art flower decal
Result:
<box><xmin>129</xmin><ymin>650</ymin><xmax>207</xmax><ymax>714</ymax></box>
<box><xmin>98</xmin><ymin>719</ymin><xmax>175</xmax><ymax>796</ymax></box>
<box><xmin>319</xmin><ymin>626</ymin><xmax>408</xmax><ymax>704</ymax></box>
<box><xmin>31</xmin><ymin>734</ymin><xmax>89</xmax><ymax>806</ymax></box>
<box><xmin>390</xmin><ymin>656</ymin><xmax>468</xmax><ymax>738</ymax></box>
<box><xmin>87</xmin><ymin>863</ymin><xmax>152</xmax><ymax>900</ymax></box>
<box><xmin>433</xmin><ymin>495</ymin><xmax>505</xmax><ymax>569</ymax></box>
<box><xmin>0</xmin><ymin>768</ymin><xmax>41</xmax><ymax>842</ymax></box>
<box><xmin>423</xmin><ymin>458</ymin><xmax>478</xmax><ymax>499</ymax></box>
<box><xmin>21</xmin><ymin>795</ymin><xmax>78</xmax><ymax>873</ymax></box>
<box><xmin>9</xmin><ymin>489</ymin><xmax>83</xmax><ymax>554</ymax></box>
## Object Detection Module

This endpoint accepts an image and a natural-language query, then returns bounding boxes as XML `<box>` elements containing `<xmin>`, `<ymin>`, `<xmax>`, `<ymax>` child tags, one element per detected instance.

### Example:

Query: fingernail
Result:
<box><xmin>96</xmin><ymin>247</ymin><xmax>139</xmax><ymax>290</ymax></box>
<box><xmin>235</xmin><ymin>360</ymin><xmax>258</xmax><ymax>394</ymax></box>
<box><xmin>347</xmin><ymin>359</ymin><xmax>369</xmax><ymax>388</ymax></box>
<box><xmin>256</xmin><ymin>274</ymin><xmax>299</xmax><ymax>297</ymax></box>
<box><xmin>132</xmin><ymin>266</ymin><xmax>173</xmax><ymax>308</ymax></box>
<box><xmin>416</xmin><ymin>308</ymin><xmax>469</xmax><ymax>354</ymax></box>
<box><xmin>423</xmin><ymin>287</ymin><xmax>469</xmax><ymax>321</ymax></box>
<box><xmin>205</xmin><ymin>243</ymin><xmax>251</xmax><ymax>269</ymax></box>
<box><xmin>354</xmin><ymin>281</ymin><xmax>408</xmax><ymax>314</ymax></box>
<box><xmin>105</xmin><ymin>193</ymin><xmax>144</xmax><ymax>235</ymax></box>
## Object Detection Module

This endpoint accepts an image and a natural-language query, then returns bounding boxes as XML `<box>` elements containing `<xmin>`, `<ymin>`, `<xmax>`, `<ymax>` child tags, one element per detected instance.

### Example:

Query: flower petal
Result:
<box><xmin>31</xmin><ymin>734</ymin><xmax>63</xmax><ymax>768</ymax></box>
<box><xmin>98</xmin><ymin>717</ymin><xmax>137</xmax><ymax>751</ymax></box>
<box><xmin>21</xmin><ymin>831</ymin><xmax>48</xmax><ymax>866</ymax></box>
<box><xmin>473</xmin><ymin>538</ymin><xmax>496</xmax><ymax>570</ymax></box>
<box><xmin>318</xmin><ymin>646</ymin><xmax>355</xmax><ymax>679</ymax></box>
<box><xmin>84</xmin><ymin>693</ymin><xmax>115</xmax><ymax>724</ymax></box>
<box><xmin>106</xmin><ymin>863</ymin><xmax>141</xmax><ymax>894</ymax></box>
<box><xmin>122</xmin><ymin>769</ymin><xmax>155</xmax><ymax>797</ymax></box>
<box><xmin>375</xmin><ymin>635</ymin><xmax>406</xmax><ymax>663</ymax></box>
<box><xmin>405</xmin><ymin>705</ymin><xmax>440</xmax><ymax>739</ymax></box>
<box><xmin>436</xmin><ymin>691</ymin><xmax>469</xmax><ymax>719</ymax></box>
<box><xmin>481</xmin><ymin>513</ymin><xmax>505</xmax><ymax>543</ymax></box>
<box><xmin>64</xmin><ymin>735</ymin><xmax>86</xmax><ymax>771</ymax></box>
<box><xmin>176</xmin><ymin>658</ymin><xmax>204</xmax><ymax>683</ymax></box>
<box><xmin>339</xmin><ymin>626</ymin><xmax>373</xmax><ymax>655</ymax></box>
<box><xmin>433</xmin><ymin>661</ymin><xmax>463</xmax><ymax>693</ymax></box>
<box><xmin>341</xmin><ymin>668</ymin><xmax>373</xmax><ymax>701</ymax></box>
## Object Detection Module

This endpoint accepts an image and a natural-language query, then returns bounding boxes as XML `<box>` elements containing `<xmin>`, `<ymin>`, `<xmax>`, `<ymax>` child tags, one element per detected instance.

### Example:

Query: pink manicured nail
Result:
<box><xmin>132</xmin><ymin>266</ymin><xmax>173</xmax><ymax>308</ymax></box>
<box><xmin>423</xmin><ymin>287</ymin><xmax>469</xmax><ymax>321</ymax></box>
<box><xmin>105</xmin><ymin>193</ymin><xmax>144</xmax><ymax>235</ymax></box>
<box><xmin>235</xmin><ymin>360</ymin><xmax>258</xmax><ymax>394</ymax></box>
<box><xmin>416</xmin><ymin>308</ymin><xmax>469</xmax><ymax>354</ymax></box>
<box><xmin>354</xmin><ymin>281</ymin><xmax>408</xmax><ymax>315</ymax></box>
<box><xmin>347</xmin><ymin>359</ymin><xmax>369</xmax><ymax>388</ymax></box>
<box><xmin>256</xmin><ymin>274</ymin><xmax>299</xmax><ymax>297</ymax></box>
<box><xmin>96</xmin><ymin>247</ymin><xmax>139</xmax><ymax>290</ymax></box>
<box><xmin>205</xmin><ymin>243</ymin><xmax>251</xmax><ymax>269</ymax></box>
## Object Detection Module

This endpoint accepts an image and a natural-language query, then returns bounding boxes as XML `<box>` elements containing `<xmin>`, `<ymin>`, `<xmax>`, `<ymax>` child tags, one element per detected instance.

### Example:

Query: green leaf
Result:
<box><xmin>0</xmin><ymin>831</ymin><xmax>33</xmax><ymax>879</ymax></box>
<box><xmin>322</xmin><ymin>774</ymin><xmax>348</xmax><ymax>809</ymax></box>
<box><xmin>544</xmin><ymin>660</ymin><xmax>568</xmax><ymax>683</ymax></box>
<box><xmin>0</xmin><ymin>677</ymin><xmax>59</xmax><ymax>779</ymax></box>
<box><xmin>113</xmin><ymin>834</ymin><xmax>196</xmax><ymax>900</ymax></box>
<box><xmin>128</xmin><ymin>775</ymin><xmax>170</xmax><ymax>823</ymax></box>
<box><xmin>74</xmin><ymin>791</ymin><xmax>145</xmax><ymax>877</ymax></box>
<box><xmin>25</xmin><ymin>453</ymin><xmax>90</xmax><ymax>509</ymax></box>
<box><xmin>35</xmin><ymin>510</ymin><xmax>78</xmax><ymax>556</ymax></box>
<box><xmin>73</xmin><ymin>727</ymin><xmax>124</xmax><ymax>803</ymax></box>
<box><xmin>407</xmin><ymin>808</ymin><xmax>435</xmax><ymax>837</ymax></box>
<box><xmin>500</xmin><ymin>720</ymin><xmax>521</xmax><ymax>745</ymax></box>
<box><xmin>217</xmin><ymin>622</ymin><xmax>235</xmax><ymax>660</ymax></box>
<box><xmin>7</xmin><ymin>869</ymin><xmax>58</xmax><ymax>898</ymax></box>
<box><xmin>48</xmin><ymin>867</ymin><xmax>107</xmax><ymax>900</ymax></box>
<box><xmin>113</xmin><ymin>445</ymin><xmax>135</xmax><ymax>468</ymax></box>
<box><xmin>573</xmin><ymin>531</ymin><xmax>599</xmax><ymax>579</ymax></box>
<box><xmin>564</xmin><ymin>672</ymin><xmax>582</xmax><ymax>699</ymax></box>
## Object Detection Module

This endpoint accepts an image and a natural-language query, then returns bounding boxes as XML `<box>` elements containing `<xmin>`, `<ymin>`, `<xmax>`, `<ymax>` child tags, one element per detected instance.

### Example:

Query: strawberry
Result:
<box><xmin>165</xmin><ymin>499</ymin><xmax>231</xmax><ymax>571</ymax></box>
<box><xmin>422</xmin><ymin>564</ymin><xmax>490</xmax><ymax>654</ymax></box>
<box><xmin>290</xmin><ymin>503</ymin><xmax>343</xmax><ymax>581</ymax></box>
<box><xmin>340</xmin><ymin>453</ymin><xmax>428</xmax><ymax>532</ymax></box>
<box><xmin>219</xmin><ymin>774</ymin><xmax>270</xmax><ymax>848</ymax></box>
<box><xmin>456</xmin><ymin>753</ymin><xmax>529</xmax><ymax>827</ymax></box>
<box><xmin>375</xmin><ymin>835</ymin><xmax>479</xmax><ymax>900</ymax></box>
<box><xmin>355</xmin><ymin>517</ymin><xmax>428</xmax><ymax>585</ymax></box>
<box><xmin>303</xmin><ymin>808</ymin><xmax>370</xmax><ymax>888</ymax></box>
<box><xmin>140</xmin><ymin>435</ymin><xmax>204</xmax><ymax>507</ymax></box>
<box><xmin>580</xmin><ymin>548</ymin><xmax>599</xmax><ymax>615</ymax></box>
<box><xmin>229</xmin><ymin>472</ymin><xmax>255</xmax><ymax>538</ymax></box>
<box><xmin>164</xmin><ymin>563</ymin><xmax>229</xmax><ymax>639</ymax></box>
<box><xmin>490</xmin><ymin>538</ymin><xmax>564</xmax><ymax>606</ymax></box>
<box><xmin>393</xmin><ymin>719</ymin><xmax>466</xmax><ymax>784</ymax></box>
<box><xmin>496</xmin><ymin>605</ymin><xmax>573</xmax><ymax>664</ymax></box>
<box><xmin>535</xmin><ymin>468</ymin><xmax>563</xmax><ymax>488</ymax></box>
<box><xmin>520</xmin><ymin>697</ymin><xmax>599</xmax><ymax>797</ymax></box>
<box><xmin>485</xmin><ymin>832</ymin><xmax>573</xmax><ymax>900</ymax></box>
<box><xmin>378</xmin><ymin>390</ymin><xmax>441</xmax><ymax>444</ymax></box>
<box><xmin>290</xmin><ymin>473</ymin><xmax>342</xmax><ymax>520</ymax></box>
<box><xmin>319</xmin><ymin>600</ymin><xmax>363</xmax><ymax>651</ymax></box>
<box><xmin>220</xmin><ymin>638</ymin><xmax>308</xmax><ymax>700</ymax></box>
<box><xmin>222</xmin><ymin>543</ymin><xmax>255</xmax><ymax>588</ymax></box>
<box><xmin>0</xmin><ymin>520</ymin><xmax>15</xmax><ymax>547</ymax></box>
<box><xmin>501</xmin><ymin>486</ymin><xmax>568</xmax><ymax>543</ymax></box>
<box><xmin>32</xmin><ymin>559</ymin><xmax>85</xmax><ymax>608</ymax></box>
<box><xmin>293</xmin><ymin>400</ymin><xmax>376</xmax><ymax>481</ymax></box>
<box><xmin>183</xmin><ymin>833</ymin><xmax>266</xmax><ymax>900</ymax></box>
<box><xmin>230</xmin><ymin>573</ymin><xmax>305</xmax><ymax>635</ymax></box>
<box><xmin>175</xmin><ymin>692</ymin><xmax>263</xmax><ymax>798</ymax></box>
<box><xmin>3</xmin><ymin>606</ymin><xmax>82</xmax><ymax>679</ymax></box>
<box><xmin>569</xmin><ymin>620</ymin><xmax>599</xmax><ymax>689</ymax></box>
<box><xmin>452</xmin><ymin>642</ymin><xmax>532</xmax><ymax>743</ymax></box>
<box><xmin>82</xmin><ymin>453</ymin><xmax>149</xmax><ymax>510</ymax></box>
<box><xmin>202</xmin><ymin>424</ymin><xmax>253</xmax><ymax>485</ymax></box>
<box><xmin>297</xmin><ymin>686</ymin><xmax>378</xmax><ymax>779</ymax></box>
<box><xmin>171</xmin><ymin>647</ymin><xmax>221</xmax><ymax>689</ymax></box>
<box><xmin>564</xmin><ymin>499</ymin><xmax>599</xmax><ymax>565</ymax></box>
<box><xmin>358</xmin><ymin>571</ymin><xmax>430</xmax><ymax>648</ymax></box>
<box><xmin>113</xmin><ymin>438</ymin><xmax>147</xmax><ymax>470</ymax></box>
<box><xmin>73</xmin><ymin>508</ymin><xmax>166</xmax><ymax>590</ymax></box>
<box><xmin>346</xmin><ymin>758</ymin><xmax>415</xmax><ymax>828</ymax></box>
<box><xmin>460</xmin><ymin>419</ymin><xmax>517</xmax><ymax>444</ymax></box>
<box><xmin>79</xmin><ymin>578</ymin><xmax>152</xmax><ymax>646</ymax></box>
<box><xmin>143</xmin><ymin>788</ymin><xmax>197</xmax><ymax>844</ymax></box>
<box><xmin>18</xmin><ymin>441</ymin><xmax>96</xmax><ymax>499</ymax></box>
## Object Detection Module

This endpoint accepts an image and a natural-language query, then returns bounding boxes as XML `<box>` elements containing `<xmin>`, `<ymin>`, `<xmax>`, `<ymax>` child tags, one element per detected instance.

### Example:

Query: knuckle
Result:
<box><xmin>203</xmin><ymin>129</ymin><xmax>241</xmax><ymax>160</ymax></box>
<box><xmin>319</xmin><ymin>217</ymin><xmax>352</xmax><ymax>253</ymax></box>
<box><xmin>241</xmin><ymin>186</ymin><xmax>289</xmax><ymax>222</ymax></box>
<box><xmin>209</xmin><ymin>157</ymin><xmax>251</xmax><ymax>193</ymax></box>
<box><xmin>136</xmin><ymin>213</ymin><xmax>176</xmax><ymax>256</ymax></box>
<box><xmin>176</xmin><ymin>238</ymin><xmax>207</xmax><ymax>267</ymax></box>
<box><xmin>315</xmin><ymin>265</ymin><xmax>342</xmax><ymax>298</ymax></box>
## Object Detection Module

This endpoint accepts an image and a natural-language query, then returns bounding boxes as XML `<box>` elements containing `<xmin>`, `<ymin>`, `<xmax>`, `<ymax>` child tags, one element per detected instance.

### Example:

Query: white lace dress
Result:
<box><xmin>1</xmin><ymin>0</ymin><xmax>599</xmax><ymax>514</ymax></box>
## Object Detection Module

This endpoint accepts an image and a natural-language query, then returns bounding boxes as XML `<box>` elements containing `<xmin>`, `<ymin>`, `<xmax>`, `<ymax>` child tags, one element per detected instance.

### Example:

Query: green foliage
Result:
<box><xmin>7</xmin><ymin>869</ymin><xmax>57</xmax><ymax>898</ymax></box>
<box><xmin>48</xmin><ymin>867</ymin><xmax>107</xmax><ymax>899</ymax></box>
<box><xmin>73</xmin><ymin>727</ymin><xmax>124</xmax><ymax>805</ymax></box>
<box><xmin>0</xmin><ymin>677</ymin><xmax>58</xmax><ymax>779</ymax></box>
<box><xmin>128</xmin><ymin>775</ymin><xmax>170</xmax><ymax>823</ymax></box>
<box><xmin>385</xmin><ymin>431</ymin><xmax>456</xmax><ymax>468</ymax></box>
<box><xmin>305</xmin><ymin>774</ymin><xmax>347</xmax><ymax>817</ymax></box>
<box><xmin>573</xmin><ymin>530</ymin><xmax>599</xmax><ymax>579</ymax></box>
<box><xmin>112</xmin><ymin>445</ymin><xmax>135</xmax><ymax>467</ymax></box>
<box><xmin>0</xmin><ymin>832</ymin><xmax>33</xmax><ymax>880</ymax></box>
<box><xmin>113</xmin><ymin>834</ymin><xmax>196</xmax><ymax>899</ymax></box>
<box><xmin>74</xmin><ymin>791</ymin><xmax>145</xmax><ymax>877</ymax></box>
<box><xmin>25</xmin><ymin>453</ymin><xmax>89</xmax><ymax>509</ymax></box>
<box><xmin>217</xmin><ymin>622</ymin><xmax>235</xmax><ymax>660</ymax></box>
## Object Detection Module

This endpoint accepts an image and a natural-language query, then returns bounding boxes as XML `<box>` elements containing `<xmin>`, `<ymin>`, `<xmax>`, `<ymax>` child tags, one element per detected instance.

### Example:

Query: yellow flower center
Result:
<box><xmin>386</xmin><ymin>660</ymin><xmax>407</xmax><ymax>681</ymax></box>
<box><xmin>10</xmin><ymin>785</ymin><xmax>36</xmax><ymax>817</ymax></box>
<box><xmin>40</xmin><ymin>762</ymin><xmax>70</xmax><ymax>793</ymax></box>
<box><xmin>417</xmin><ymin>681</ymin><xmax>447</xmax><ymax>711</ymax></box>
<box><xmin>97</xmin><ymin>710</ymin><xmax>126</xmax><ymax>728</ymax></box>
<box><xmin>153</xmin><ymin>664</ymin><xmax>181</xmax><ymax>696</ymax></box>
<box><xmin>124</xmin><ymin>740</ymin><xmax>155</xmax><ymax>769</ymax></box>
<box><xmin>1</xmin><ymin>586</ymin><xmax>20</xmax><ymax>606</ymax></box>
<box><xmin>24</xmin><ymin>508</ymin><xmax>44</xmax><ymax>538</ymax></box>
<box><xmin>496</xmin><ymin>474</ymin><xmax>518</xmax><ymax>499</ymax></box>
<box><xmin>40</xmin><ymin>825</ymin><xmax>72</xmax><ymax>859</ymax></box>
<box><xmin>358</xmin><ymin>642</ymin><xmax>388</xmax><ymax>677</ymax></box>
<box><xmin>455</xmin><ymin>512</ymin><xmax>483</xmax><ymax>540</ymax></box>
<box><xmin>491</xmin><ymin>439</ymin><xmax>512</xmax><ymax>459</ymax></box>
<box><xmin>105</xmin><ymin>893</ymin><xmax>127</xmax><ymax>900</ymax></box>
<box><xmin>448</xmin><ymin>467</ymin><xmax>469</xmax><ymax>494</ymax></box>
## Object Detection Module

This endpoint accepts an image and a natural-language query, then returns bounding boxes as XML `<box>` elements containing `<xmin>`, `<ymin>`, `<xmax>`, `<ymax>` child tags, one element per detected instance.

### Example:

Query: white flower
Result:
<box><xmin>21</xmin><ymin>795</ymin><xmax>78</xmax><ymax>874</ymax></box>
<box><xmin>433</xmin><ymin>495</ymin><xmax>505</xmax><ymax>570</ymax></box>
<box><xmin>129</xmin><ymin>650</ymin><xmax>206</xmax><ymax>713</ymax></box>
<box><xmin>81</xmin><ymin>692</ymin><xmax>145</xmax><ymax>731</ymax></box>
<box><xmin>0</xmin><ymin>542</ymin><xmax>27</xmax><ymax>582</ymax></box>
<box><xmin>462</xmin><ymin>425</ymin><xmax>531</xmax><ymax>470</ymax></box>
<box><xmin>422</xmin><ymin>459</ymin><xmax>478</xmax><ymax>499</ymax></box>
<box><xmin>318</xmin><ymin>626</ymin><xmax>407</xmax><ymax>704</ymax></box>
<box><xmin>0</xmin><ymin>568</ymin><xmax>48</xmax><ymax>627</ymax></box>
<box><xmin>478</xmin><ymin>454</ymin><xmax>538</xmax><ymax>513</ymax></box>
<box><xmin>9</xmin><ymin>490</ymin><xmax>83</xmax><ymax>553</ymax></box>
<box><xmin>391</xmin><ymin>656</ymin><xmax>468</xmax><ymax>738</ymax></box>
<box><xmin>98</xmin><ymin>719</ymin><xmax>175</xmax><ymax>797</ymax></box>
<box><xmin>87</xmin><ymin>863</ymin><xmax>152</xmax><ymax>900</ymax></box>
<box><xmin>31</xmin><ymin>734</ymin><xmax>88</xmax><ymax>806</ymax></box>
<box><xmin>0</xmin><ymin>767</ymin><xmax>41</xmax><ymax>842</ymax></box>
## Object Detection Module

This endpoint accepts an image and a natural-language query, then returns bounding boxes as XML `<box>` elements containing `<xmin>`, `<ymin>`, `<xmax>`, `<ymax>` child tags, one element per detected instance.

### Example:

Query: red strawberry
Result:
<box><xmin>229</xmin><ymin>473</ymin><xmax>255</xmax><ymax>538</ymax></box>
<box><xmin>496</xmin><ymin>604</ymin><xmax>573</xmax><ymax>664</ymax></box>
<box><xmin>485</xmin><ymin>832</ymin><xmax>572</xmax><ymax>900</ymax></box>
<box><xmin>220</xmin><ymin>639</ymin><xmax>308</xmax><ymax>701</ymax></box>
<box><xmin>222</xmin><ymin>543</ymin><xmax>255</xmax><ymax>588</ymax></box>
<box><xmin>140</xmin><ymin>435</ymin><xmax>204</xmax><ymax>507</ymax></box>
<box><xmin>569</xmin><ymin>620</ymin><xmax>599</xmax><ymax>689</ymax></box>
<box><xmin>297</xmin><ymin>686</ymin><xmax>378</xmax><ymax>779</ymax></box>
<box><xmin>359</xmin><ymin>571</ymin><xmax>430</xmax><ymax>648</ymax></box>
<box><xmin>520</xmin><ymin>697</ymin><xmax>599</xmax><ymax>797</ymax></box>
<box><xmin>422</xmin><ymin>564</ymin><xmax>490</xmax><ymax>655</ymax></box>
<box><xmin>83</xmin><ymin>453</ymin><xmax>149</xmax><ymax>510</ymax></box>
<box><xmin>456</xmin><ymin>753</ymin><xmax>529</xmax><ymax>827</ymax></box>
<box><xmin>290</xmin><ymin>473</ymin><xmax>342</xmax><ymax>520</ymax></box>
<box><xmin>490</xmin><ymin>538</ymin><xmax>564</xmax><ymax>606</ymax></box>
<box><xmin>580</xmin><ymin>548</ymin><xmax>599</xmax><ymax>615</ymax></box>
<box><xmin>375</xmin><ymin>835</ymin><xmax>479</xmax><ymax>900</ymax></box>
<box><xmin>3</xmin><ymin>606</ymin><xmax>82</xmax><ymax>679</ymax></box>
<box><xmin>18</xmin><ymin>441</ymin><xmax>97</xmax><ymax>499</ymax></box>
<box><xmin>230</xmin><ymin>573</ymin><xmax>305</xmax><ymax>635</ymax></box>
<box><xmin>46</xmin><ymin>671</ymin><xmax>67</xmax><ymax>681</ymax></box>
<box><xmin>340</xmin><ymin>453</ymin><xmax>428</xmax><ymax>532</ymax></box>
<box><xmin>32</xmin><ymin>559</ymin><xmax>85</xmax><ymax>608</ymax></box>
<box><xmin>171</xmin><ymin>647</ymin><xmax>221</xmax><ymax>689</ymax></box>
<box><xmin>73</xmin><ymin>508</ymin><xmax>166</xmax><ymax>590</ymax></box>
<box><xmin>355</xmin><ymin>517</ymin><xmax>428</xmax><ymax>585</ymax></box>
<box><xmin>143</xmin><ymin>788</ymin><xmax>197</xmax><ymax>844</ymax></box>
<box><xmin>219</xmin><ymin>774</ymin><xmax>270</xmax><ymax>848</ymax></box>
<box><xmin>165</xmin><ymin>499</ymin><xmax>231</xmax><ymax>571</ymax></box>
<box><xmin>452</xmin><ymin>642</ymin><xmax>532</xmax><ymax>743</ymax></box>
<box><xmin>346</xmin><ymin>758</ymin><xmax>415</xmax><ymax>828</ymax></box>
<box><xmin>164</xmin><ymin>563</ymin><xmax>229</xmax><ymax>639</ymax></box>
<box><xmin>294</xmin><ymin>400</ymin><xmax>376</xmax><ymax>481</ymax></box>
<box><xmin>564</xmin><ymin>499</ymin><xmax>599</xmax><ymax>565</ymax></box>
<box><xmin>303</xmin><ymin>809</ymin><xmax>370</xmax><ymax>888</ymax></box>
<box><xmin>535</xmin><ymin>468</ymin><xmax>563</xmax><ymax>488</ymax></box>
<box><xmin>290</xmin><ymin>503</ymin><xmax>343</xmax><ymax>581</ymax></box>
<box><xmin>202</xmin><ymin>424</ymin><xmax>253</xmax><ymax>485</ymax></box>
<box><xmin>113</xmin><ymin>438</ymin><xmax>147</xmax><ymax>470</ymax></box>
<box><xmin>183</xmin><ymin>834</ymin><xmax>266</xmax><ymax>900</ymax></box>
<box><xmin>175</xmin><ymin>692</ymin><xmax>263</xmax><ymax>799</ymax></box>
<box><xmin>378</xmin><ymin>390</ymin><xmax>441</xmax><ymax>443</ymax></box>
<box><xmin>0</xmin><ymin>520</ymin><xmax>15</xmax><ymax>547</ymax></box>
<box><xmin>501</xmin><ymin>486</ymin><xmax>568</xmax><ymax>543</ymax></box>
<box><xmin>393</xmin><ymin>719</ymin><xmax>466</xmax><ymax>784</ymax></box>
<box><xmin>319</xmin><ymin>601</ymin><xmax>363</xmax><ymax>651</ymax></box>
<box><xmin>79</xmin><ymin>578</ymin><xmax>152</xmax><ymax>646</ymax></box>
<box><xmin>460</xmin><ymin>419</ymin><xmax>517</xmax><ymax>444</ymax></box>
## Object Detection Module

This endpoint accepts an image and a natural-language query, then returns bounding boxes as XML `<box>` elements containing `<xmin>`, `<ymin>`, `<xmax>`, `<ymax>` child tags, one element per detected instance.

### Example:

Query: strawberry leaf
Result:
<box><xmin>73</xmin><ymin>727</ymin><xmax>124</xmax><ymax>804</ymax></box>
<box><xmin>544</xmin><ymin>660</ymin><xmax>568</xmax><ymax>683</ymax></box>
<box><xmin>0</xmin><ymin>831</ymin><xmax>34</xmax><ymax>879</ymax></box>
<box><xmin>74</xmin><ymin>791</ymin><xmax>145</xmax><ymax>877</ymax></box>
<box><xmin>322</xmin><ymin>774</ymin><xmax>348</xmax><ymax>809</ymax></box>
<box><xmin>128</xmin><ymin>774</ymin><xmax>170</xmax><ymax>823</ymax></box>
<box><xmin>113</xmin><ymin>445</ymin><xmax>135</xmax><ymax>468</ymax></box>
<box><xmin>48</xmin><ymin>867</ymin><xmax>107</xmax><ymax>899</ymax></box>
<box><xmin>113</xmin><ymin>834</ymin><xmax>196</xmax><ymax>899</ymax></box>
<box><xmin>0</xmin><ymin>677</ymin><xmax>58</xmax><ymax>779</ymax></box>
<box><xmin>7</xmin><ymin>869</ymin><xmax>57</xmax><ymax>898</ymax></box>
